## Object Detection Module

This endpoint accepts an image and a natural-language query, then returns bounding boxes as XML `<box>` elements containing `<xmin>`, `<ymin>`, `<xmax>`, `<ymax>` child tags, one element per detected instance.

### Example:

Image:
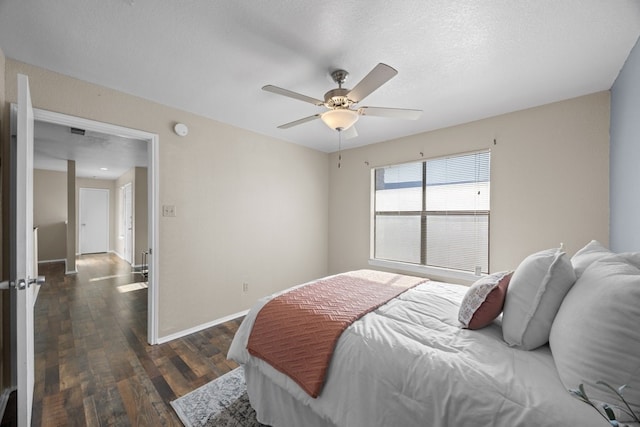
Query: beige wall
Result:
<box><xmin>328</xmin><ymin>92</ymin><xmax>610</xmax><ymax>279</ymax></box>
<box><xmin>5</xmin><ymin>59</ymin><xmax>330</xmax><ymax>338</ymax></box>
<box><xmin>33</xmin><ymin>169</ymin><xmax>121</xmax><ymax>261</ymax></box>
<box><xmin>0</xmin><ymin>45</ymin><xmax>4</xmax><ymax>122</ymax></box>
<box><xmin>34</xmin><ymin>169</ymin><xmax>67</xmax><ymax>261</ymax></box>
<box><xmin>134</xmin><ymin>167</ymin><xmax>148</xmax><ymax>266</ymax></box>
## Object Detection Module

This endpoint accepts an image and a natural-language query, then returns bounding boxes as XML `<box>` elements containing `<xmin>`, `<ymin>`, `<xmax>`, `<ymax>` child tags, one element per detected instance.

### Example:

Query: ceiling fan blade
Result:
<box><xmin>358</xmin><ymin>106</ymin><xmax>422</xmax><ymax>120</ymax></box>
<box><xmin>263</xmin><ymin>85</ymin><xmax>324</xmax><ymax>106</ymax></box>
<box><xmin>277</xmin><ymin>114</ymin><xmax>321</xmax><ymax>129</ymax></box>
<box><xmin>347</xmin><ymin>63</ymin><xmax>398</xmax><ymax>103</ymax></box>
<box><xmin>342</xmin><ymin>125</ymin><xmax>358</xmax><ymax>140</ymax></box>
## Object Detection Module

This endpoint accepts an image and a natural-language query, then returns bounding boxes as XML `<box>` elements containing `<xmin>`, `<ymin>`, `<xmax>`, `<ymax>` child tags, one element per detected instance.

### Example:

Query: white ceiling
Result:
<box><xmin>1</xmin><ymin>0</ymin><xmax>640</xmax><ymax>161</ymax></box>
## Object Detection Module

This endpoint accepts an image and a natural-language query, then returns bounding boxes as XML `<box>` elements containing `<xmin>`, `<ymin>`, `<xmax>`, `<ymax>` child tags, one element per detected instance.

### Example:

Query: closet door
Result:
<box><xmin>79</xmin><ymin>188</ymin><xmax>109</xmax><ymax>254</ymax></box>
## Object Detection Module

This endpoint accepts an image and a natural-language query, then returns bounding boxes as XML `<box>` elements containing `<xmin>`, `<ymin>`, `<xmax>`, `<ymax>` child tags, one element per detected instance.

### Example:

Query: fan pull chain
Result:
<box><xmin>338</xmin><ymin>130</ymin><xmax>342</xmax><ymax>169</ymax></box>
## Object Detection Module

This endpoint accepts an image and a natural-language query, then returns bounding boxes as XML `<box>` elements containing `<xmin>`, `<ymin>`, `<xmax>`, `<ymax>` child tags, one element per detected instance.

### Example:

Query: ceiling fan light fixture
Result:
<box><xmin>265</xmin><ymin>63</ymin><xmax>420</xmax><ymax>134</ymax></box>
<box><xmin>321</xmin><ymin>108</ymin><xmax>359</xmax><ymax>131</ymax></box>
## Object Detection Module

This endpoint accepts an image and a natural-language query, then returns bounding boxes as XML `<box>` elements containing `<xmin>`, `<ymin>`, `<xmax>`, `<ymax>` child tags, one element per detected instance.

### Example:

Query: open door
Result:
<box><xmin>9</xmin><ymin>73</ymin><xmax>41</xmax><ymax>426</ymax></box>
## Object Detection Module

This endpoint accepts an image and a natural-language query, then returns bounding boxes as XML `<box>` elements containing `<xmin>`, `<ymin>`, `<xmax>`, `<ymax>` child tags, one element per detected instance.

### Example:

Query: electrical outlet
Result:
<box><xmin>242</xmin><ymin>282</ymin><xmax>249</xmax><ymax>293</ymax></box>
<box><xmin>162</xmin><ymin>205</ymin><xmax>176</xmax><ymax>217</ymax></box>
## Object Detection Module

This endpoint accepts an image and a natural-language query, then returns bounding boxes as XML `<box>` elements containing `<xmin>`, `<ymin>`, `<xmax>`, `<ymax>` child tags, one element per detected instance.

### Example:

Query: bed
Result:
<box><xmin>228</xmin><ymin>242</ymin><xmax>640</xmax><ymax>427</ymax></box>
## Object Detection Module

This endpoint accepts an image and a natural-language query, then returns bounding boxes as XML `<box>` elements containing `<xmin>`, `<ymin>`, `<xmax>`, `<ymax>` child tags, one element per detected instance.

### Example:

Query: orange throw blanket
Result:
<box><xmin>246</xmin><ymin>270</ymin><xmax>428</xmax><ymax>397</ymax></box>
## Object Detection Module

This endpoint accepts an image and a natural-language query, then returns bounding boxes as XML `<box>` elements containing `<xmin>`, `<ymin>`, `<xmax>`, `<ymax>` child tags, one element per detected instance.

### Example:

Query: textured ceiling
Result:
<box><xmin>1</xmin><ymin>0</ymin><xmax>640</xmax><ymax>156</ymax></box>
<box><xmin>33</xmin><ymin>121</ymin><xmax>148</xmax><ymax>180</ymax></box>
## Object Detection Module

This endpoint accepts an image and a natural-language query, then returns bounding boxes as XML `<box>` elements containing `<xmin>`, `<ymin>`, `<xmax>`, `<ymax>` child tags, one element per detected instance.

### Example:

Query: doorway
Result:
<box><xmin>33</xmin><ymin>108</ymin><xmax>159</xmax><ymax>344</ymax></box>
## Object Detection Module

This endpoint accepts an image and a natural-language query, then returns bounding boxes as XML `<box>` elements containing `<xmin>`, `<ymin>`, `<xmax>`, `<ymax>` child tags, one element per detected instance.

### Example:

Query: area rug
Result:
<box><xmin>171</xmin><ymin>367</ymin><xmax>268</xmax><ymax>427</ymax></box>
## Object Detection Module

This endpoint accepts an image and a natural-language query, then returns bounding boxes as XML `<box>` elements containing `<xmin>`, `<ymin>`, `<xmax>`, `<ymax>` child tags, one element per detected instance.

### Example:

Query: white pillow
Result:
<box><xmin>571</xmin><ymin>240</ymin><xmax>613</xmax><ymax>279</ymax></box>
<box><xmin>550</xmin><ymin>253</ymin><xmax>640</xmax><ymax>418</ymax></box>
<box><xmin>502</xmin><ymin>248</ymin><xmax>576</xmax><ymax>350</ymax></box>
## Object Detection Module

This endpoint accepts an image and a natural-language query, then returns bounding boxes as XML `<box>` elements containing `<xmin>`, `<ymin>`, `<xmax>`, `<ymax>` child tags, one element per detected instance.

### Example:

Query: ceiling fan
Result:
<box><xmin>263</xmin><ymin>63</ymin><xmax>422</xmax><ymax>139</ymax></box>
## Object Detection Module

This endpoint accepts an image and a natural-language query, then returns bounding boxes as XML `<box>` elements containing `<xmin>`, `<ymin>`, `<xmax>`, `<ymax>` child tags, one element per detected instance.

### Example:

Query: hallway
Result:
<box><xmin>33</xmin><ymin>254</ymin><xmax>241</xmax><ymax>426</ymax></box>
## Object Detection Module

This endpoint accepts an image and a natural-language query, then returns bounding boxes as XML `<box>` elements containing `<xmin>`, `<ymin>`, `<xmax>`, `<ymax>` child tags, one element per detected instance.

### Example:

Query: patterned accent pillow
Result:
<box><xmin>459</xmin><ymin>271</ymin><xmax>513</xmax><ymax>329</ymax></box>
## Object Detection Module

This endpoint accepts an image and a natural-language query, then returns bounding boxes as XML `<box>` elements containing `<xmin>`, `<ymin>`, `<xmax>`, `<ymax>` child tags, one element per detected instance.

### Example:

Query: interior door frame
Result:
<box><xmin>121</xmin><ymin>182</ymin><xmax>133</xmax><ymax>264</ymax></box>
<box><xmin>33</xmin><ymin>108</ymin><xmax>160</xmax><ymax>344</ymax></box>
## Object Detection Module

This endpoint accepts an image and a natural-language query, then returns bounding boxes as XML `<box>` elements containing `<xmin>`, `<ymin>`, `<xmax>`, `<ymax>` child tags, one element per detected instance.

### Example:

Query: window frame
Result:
<box><xmin>369</xmin><ymin>150</ymin><xmax>490</xmax><ymax>282</ymax></box>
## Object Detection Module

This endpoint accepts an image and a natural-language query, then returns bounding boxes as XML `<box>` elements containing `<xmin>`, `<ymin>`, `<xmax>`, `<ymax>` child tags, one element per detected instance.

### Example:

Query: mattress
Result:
<box><xmin>228</xmin><ymin>271</ymin><xmax>603</xmax><ymax>427</ymax></box>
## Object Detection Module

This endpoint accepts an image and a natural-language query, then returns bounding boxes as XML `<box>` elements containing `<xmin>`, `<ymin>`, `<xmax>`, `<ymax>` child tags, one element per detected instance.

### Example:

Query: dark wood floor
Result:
<box><xmin>33</xmin><ymin>253</ymin><xmax>242</xmax><ymax>426</ymax></box>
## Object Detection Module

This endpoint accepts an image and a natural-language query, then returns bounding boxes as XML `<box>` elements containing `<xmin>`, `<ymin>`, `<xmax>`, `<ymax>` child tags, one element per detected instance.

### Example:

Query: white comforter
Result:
<box><xmin>228</xmin><ymin>275</ymin><xmax>603</xmax><ymax>427</ymax></box>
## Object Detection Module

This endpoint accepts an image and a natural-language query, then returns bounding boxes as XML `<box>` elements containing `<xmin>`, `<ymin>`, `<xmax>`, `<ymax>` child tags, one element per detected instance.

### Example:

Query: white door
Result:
<box><xmin>79</xmin><ymin>188</ymin><xmax>109</xmax><ymax>254</ymax></box>
<box><xmin>123</xmin><ymin>183</ymin><xmax>133</xmax><ymax>264</ymax></box>
<box><xmin>13</xmin><ymin>73</ymin><xmax>38</xmax><ymax>427</ymax></box>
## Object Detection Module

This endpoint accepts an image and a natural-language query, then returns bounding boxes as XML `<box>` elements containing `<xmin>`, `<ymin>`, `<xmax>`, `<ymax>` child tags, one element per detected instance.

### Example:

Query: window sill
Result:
<box><xmin>368</xmin><ymin>258</ymin><xmax>482</xmax><ymax>285</ymax></box>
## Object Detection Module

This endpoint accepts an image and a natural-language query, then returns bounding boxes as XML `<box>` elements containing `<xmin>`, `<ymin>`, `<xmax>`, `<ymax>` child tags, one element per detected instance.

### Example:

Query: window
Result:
<box><xmin>372</xmin><ymin>151</ymin><xmax>490</xmax><ymax>274</ymax></box>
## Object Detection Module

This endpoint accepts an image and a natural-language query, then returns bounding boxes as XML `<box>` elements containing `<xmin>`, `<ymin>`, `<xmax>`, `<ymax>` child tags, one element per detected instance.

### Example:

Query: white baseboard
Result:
<box><xmin>77</xmin><ymin>250</ymin><xmax>114</xmax><ymax>256</ymax></box>
<box><xmin>111</xmin><ymin>249</ymin><xmax>124</xmax><ymax>259</ymax></box>
<box><xmin>156</xmin><ymin>310</ymin><xmax>249</xmax><ymax>344</ymax></box>
<box><xmin>112</xmin><ymin>249</ymin><xmax>140</xmax><ymax>266</ymax></box>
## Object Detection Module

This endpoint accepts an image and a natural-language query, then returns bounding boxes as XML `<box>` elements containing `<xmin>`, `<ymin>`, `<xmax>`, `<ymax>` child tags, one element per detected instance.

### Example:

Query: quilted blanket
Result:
<box><xmin>246</xmin><ymin>270</ymin><xmax>427</xmax><ymax>397</ymax></box>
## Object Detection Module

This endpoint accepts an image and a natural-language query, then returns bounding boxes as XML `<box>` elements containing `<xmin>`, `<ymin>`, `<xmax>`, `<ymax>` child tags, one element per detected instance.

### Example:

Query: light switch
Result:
<box><xmin>162</xmin><ymin>205</ymin><xmax>176</xmax><ymax>217</ymax></box>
